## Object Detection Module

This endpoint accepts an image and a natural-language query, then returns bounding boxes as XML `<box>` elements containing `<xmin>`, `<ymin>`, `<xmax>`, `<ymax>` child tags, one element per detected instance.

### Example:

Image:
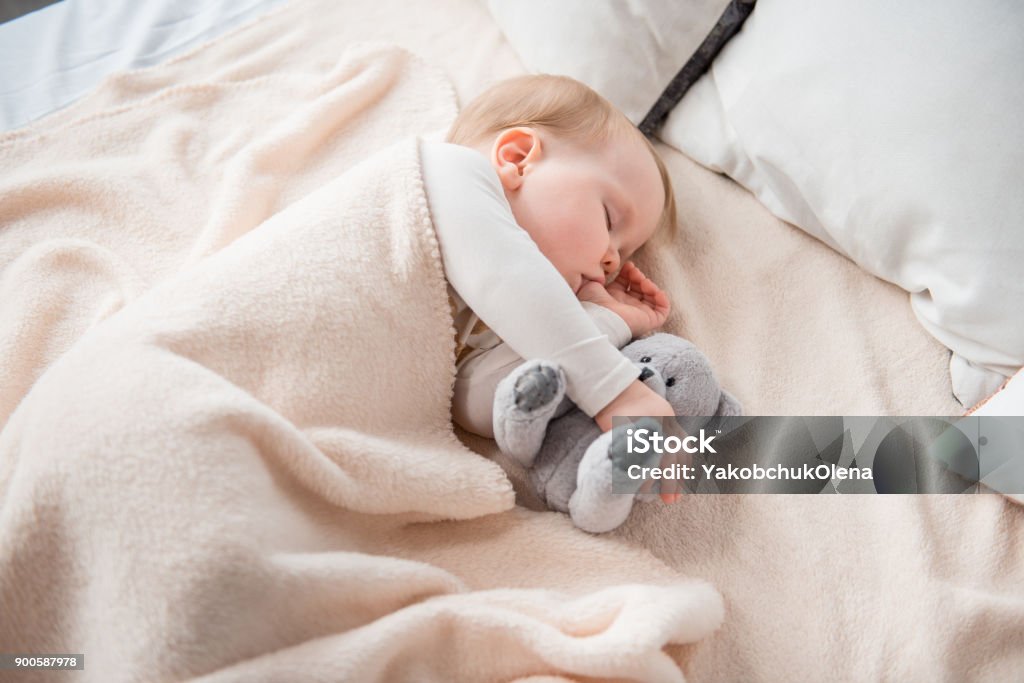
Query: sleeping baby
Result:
<box><xmin>421</xmin><ymin>75</ymin><xmax>682</xmax><ymax>502</ymax></box>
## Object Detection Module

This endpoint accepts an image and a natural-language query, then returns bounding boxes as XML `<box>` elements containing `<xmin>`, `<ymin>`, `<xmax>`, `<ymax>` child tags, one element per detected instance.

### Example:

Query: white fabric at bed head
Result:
<box><xmin>663</xmin><ymin>0</ymin><xmax>1024</xmax><ymax>409</ymax></box>
<box><xmin>0</xmin><ymin>0</ymin><xmax>287</xmax><ymax>131</ymax></box>
<box><xmin>484</xmin><ymin>0</ymin><xmax>734</xmax><ymax>125</ymax></box>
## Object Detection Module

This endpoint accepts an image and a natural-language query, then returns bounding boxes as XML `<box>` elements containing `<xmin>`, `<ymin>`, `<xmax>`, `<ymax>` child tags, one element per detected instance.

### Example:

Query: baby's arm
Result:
<box><xmin>450</xmin><ymin>302</ymin><xmax>644</xmax><ymax>439</ymax></box>
<box><xmin>422</xmin><ymin>140</ymin><xmax>656</xmax><ymax>418</ymax></box>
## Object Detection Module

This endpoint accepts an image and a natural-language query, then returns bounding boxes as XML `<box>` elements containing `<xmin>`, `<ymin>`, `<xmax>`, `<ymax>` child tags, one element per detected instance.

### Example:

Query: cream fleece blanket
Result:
<box><xmin>0</xmin><ymin>38</ymin><xmax>722</xmax><ymax>683</ymax></box>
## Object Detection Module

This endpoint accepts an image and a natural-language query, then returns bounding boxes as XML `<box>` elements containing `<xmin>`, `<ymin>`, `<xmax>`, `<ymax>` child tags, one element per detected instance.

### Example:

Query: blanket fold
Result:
<box><xmin>0</xmin><ymin>35</ymin><xmax>721</xmax><ymax>682</ymax></box>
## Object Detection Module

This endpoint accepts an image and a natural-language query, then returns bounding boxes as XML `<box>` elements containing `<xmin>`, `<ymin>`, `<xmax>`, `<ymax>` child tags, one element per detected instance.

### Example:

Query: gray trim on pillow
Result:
<box><xmin>639</xmin><ymin>0</ymin><xmax>757</xmax><ymax>138</ymax></box>
<box><xmin>0</xmin><ymin>0</ymin><xmax>61</xmax><ymax>25</ymax></box>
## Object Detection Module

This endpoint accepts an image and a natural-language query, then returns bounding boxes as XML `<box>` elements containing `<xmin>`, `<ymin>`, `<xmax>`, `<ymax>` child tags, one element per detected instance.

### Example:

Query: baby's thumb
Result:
<box><xmin>576</xmin><ymin>280</ymin><xmax>609</xmax><ymax>303</ymax></box>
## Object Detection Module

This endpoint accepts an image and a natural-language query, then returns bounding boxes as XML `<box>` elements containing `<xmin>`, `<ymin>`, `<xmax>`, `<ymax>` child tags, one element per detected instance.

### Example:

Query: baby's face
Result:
<box><xmin>487</xmin><ymin>128</ymin><xmax>664</xmax><ymax>293</ymax></box>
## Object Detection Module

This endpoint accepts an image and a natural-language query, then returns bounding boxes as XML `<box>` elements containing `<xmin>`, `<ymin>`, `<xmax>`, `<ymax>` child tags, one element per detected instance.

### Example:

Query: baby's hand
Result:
<box><xmin>578</xmin><ymin>262</ymin><xmax>670</xmax><ymax>338</ymax></box>
<box><xmin>640</xmin><ymin>419</ymin><xmax>690</xmax><ymax>504</ymax></box>
<box><xmin>594</xmin><ymin>381</ymin><xmax>683</xmax><ymax>504</ymax></box>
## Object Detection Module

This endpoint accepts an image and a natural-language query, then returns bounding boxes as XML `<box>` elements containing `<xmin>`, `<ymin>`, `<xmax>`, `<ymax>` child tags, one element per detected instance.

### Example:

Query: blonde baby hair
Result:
<box><xmin>446</xmin><ymin>74</ymin><xmax>678</xmax><ymax>241</ymax></box>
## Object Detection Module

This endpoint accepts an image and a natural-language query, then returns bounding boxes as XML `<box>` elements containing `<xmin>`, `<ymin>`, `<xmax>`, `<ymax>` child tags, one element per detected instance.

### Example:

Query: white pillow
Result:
<box><xmin>663</xmin><ymin>0</ymin><xmax>1024</xmax><ymax>408</ymax></box>
<box><xmin>484</xmin><ymin>0</ymin><xmax>738</xmax><ymax>127</ymax></box>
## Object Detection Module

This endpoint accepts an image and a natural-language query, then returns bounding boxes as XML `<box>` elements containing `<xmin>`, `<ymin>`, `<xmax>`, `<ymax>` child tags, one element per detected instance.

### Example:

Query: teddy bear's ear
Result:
<box><xmin>716</xmin><ymin>390</ymin><xmax>743</xmax><ymax>417</ymax></box>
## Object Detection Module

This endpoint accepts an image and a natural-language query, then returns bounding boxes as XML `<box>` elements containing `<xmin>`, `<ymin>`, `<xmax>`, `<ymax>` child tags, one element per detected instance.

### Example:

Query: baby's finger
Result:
<box><xmin>632</xmin><ymin>269</ymin><xmax>668</xmax><ymax>303</ymax></box>
<box><xmin>629</xmin><ymin>266</ymin><xmax>647</xmax><ymax>287</ymax></box>
<box><xmin>637</xmin><ymin>273</ymin><xmax>666</xmax><ymax>299</ymax></box>
<box><xmin>637</xmin><ymin>272</ymin><xmax>656</xmax><ymax>291</ymax></box>
<box><xmin>642</xmin><ymin>284</ymin><xmax>671</xmax><ymax>316</ymax></box>
<box><xmin>623</xmin><ymin>286</ymin><xmax>647</xmax><ymax>302</ymax></box>
<box><xmin>617</xmin><ymin>264</ymin><xmax>641</xmax><ymax>289</ymax></box>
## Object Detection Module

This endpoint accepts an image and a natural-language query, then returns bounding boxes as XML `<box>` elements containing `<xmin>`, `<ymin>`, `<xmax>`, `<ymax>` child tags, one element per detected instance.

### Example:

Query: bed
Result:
<box><xmin>1</xmin><ymin>0</ymin><xmax>1022</xmax><ymax>681</ymax></box>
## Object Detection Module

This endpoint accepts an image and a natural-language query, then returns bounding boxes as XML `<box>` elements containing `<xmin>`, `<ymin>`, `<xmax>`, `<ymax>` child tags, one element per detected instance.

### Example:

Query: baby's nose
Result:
<box><xmin>602</xmin><ymin>248</ymin><xmax>620</xmax><ymax>273</ymax></box>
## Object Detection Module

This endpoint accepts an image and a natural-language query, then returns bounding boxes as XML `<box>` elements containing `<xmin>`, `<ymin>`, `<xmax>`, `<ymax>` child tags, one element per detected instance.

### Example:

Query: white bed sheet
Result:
<box><xmin>0</xmin><ymin>0</ymin><xmax>287</xmax><ymax>131</ymax></box>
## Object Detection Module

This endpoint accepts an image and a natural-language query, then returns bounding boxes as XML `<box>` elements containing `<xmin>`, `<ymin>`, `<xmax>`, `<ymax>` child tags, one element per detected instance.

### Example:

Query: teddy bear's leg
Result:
<box><xmin>568</xmin><ymin>418</ymin><xmax>664</xmax><ymax>533</ymax></box>
<box><xmin>568</xmin><ymin>431</ymin><xmax>636</xmax><ymax>533</ymax></box>
<box><xmin>493</xmin><ymin>359</ymin><xmax>567</xmax><ymax>468</ymax></box>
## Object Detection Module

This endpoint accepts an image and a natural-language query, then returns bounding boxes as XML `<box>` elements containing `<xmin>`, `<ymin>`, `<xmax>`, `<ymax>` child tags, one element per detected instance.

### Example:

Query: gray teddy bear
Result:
<box><xmin>493</xmin><ymin>333</ymin><xmax>742</xmax><ymax>533</ymax></box>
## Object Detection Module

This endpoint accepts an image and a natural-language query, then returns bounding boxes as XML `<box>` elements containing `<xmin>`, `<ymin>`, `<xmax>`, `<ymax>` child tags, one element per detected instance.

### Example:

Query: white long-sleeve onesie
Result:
<box><xmin>420</xmin><ymin>139</ymin><xmax>639</xmax><ymax>436</ymax></box>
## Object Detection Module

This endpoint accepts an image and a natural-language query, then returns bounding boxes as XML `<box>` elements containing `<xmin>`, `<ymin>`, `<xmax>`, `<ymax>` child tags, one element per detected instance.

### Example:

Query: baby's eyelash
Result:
<box><xmin>604</xmin><ymin>206</ymin><xmax>612</xmax><ymax>231</ymax></box>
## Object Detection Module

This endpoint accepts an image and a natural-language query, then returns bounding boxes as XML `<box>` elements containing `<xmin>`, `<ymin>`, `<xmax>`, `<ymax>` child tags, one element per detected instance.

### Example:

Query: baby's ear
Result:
<box><xmin>491</xmin><ymin>127</ymin><xmax>540</xmax><ymax>191</ymax></box>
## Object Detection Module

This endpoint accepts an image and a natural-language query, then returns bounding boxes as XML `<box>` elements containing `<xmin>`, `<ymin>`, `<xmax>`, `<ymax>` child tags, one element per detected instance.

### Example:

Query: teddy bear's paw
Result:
<box><xmin>513</xmin><ymin>363</ymin><xmax>564</xmax><ymax>412</ymax></box>
<box><xmin>569</xmin><ymin>432</ymin><xmax>637</xmax><ymax>533</ymax></box>
<box><xmin>492</xmin><ymin>360</ymin><xmax>566</xmax><ymax>468</ymax></box>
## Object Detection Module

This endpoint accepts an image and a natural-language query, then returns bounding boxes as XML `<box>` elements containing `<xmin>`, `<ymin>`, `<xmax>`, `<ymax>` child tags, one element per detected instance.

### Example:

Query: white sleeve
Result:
<box><xmin>420</xmin><ymin>139</ymin><xmax>638</xmax><ymax>417</ymax></box>
<box><xmin>580</xmin><ymin>301</ymin><xmax>632</xmax><ymax>349</ymax></box>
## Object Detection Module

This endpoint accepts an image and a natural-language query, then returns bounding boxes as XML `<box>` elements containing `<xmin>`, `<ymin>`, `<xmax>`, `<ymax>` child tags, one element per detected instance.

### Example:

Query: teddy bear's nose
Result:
<box><xmin>638</xmin><ymin>366</ymin><xmax>654</xmax><ymax>382</ymax></box>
